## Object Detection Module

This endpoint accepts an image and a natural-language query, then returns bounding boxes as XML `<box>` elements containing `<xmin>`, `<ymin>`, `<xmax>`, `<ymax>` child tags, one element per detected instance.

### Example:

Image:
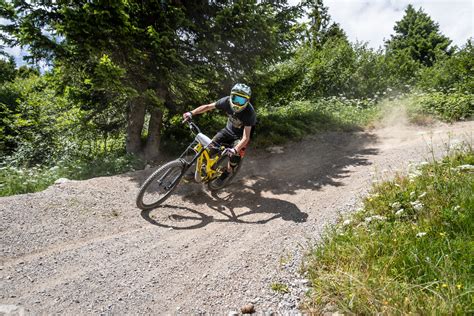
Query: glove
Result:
<box><xmin>223</xmin><ymin>147</ymin><xmax>237</xmax><ymax>157</ymax></box>
<box><xmin>182</xmin><ymin>111</ymin><xmax>193</xmax><ymax>122</ymax></box>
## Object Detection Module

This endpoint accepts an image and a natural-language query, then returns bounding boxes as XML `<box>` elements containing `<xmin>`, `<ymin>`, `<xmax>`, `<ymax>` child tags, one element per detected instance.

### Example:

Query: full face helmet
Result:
<box><xmin>230</xmin><ymin>83</ymin><xmax>251</xmax><ymax>113</ymax></box>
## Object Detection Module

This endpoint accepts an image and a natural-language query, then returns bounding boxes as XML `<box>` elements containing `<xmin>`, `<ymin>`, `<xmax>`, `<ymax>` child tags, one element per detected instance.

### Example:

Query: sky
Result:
<box><xmin>2</xmin><ymin>0</ymin><xmax>473</xmax><ymax>66</ymax></box>
<box><xmin>1</xmin><ymin>17</ymin><xmax>24</xmax><ymax>64</ymax></box>
<box><xmin>291</xmin><ymin>0</ymin><xmax>474</xmax><ymax>49</ymax></box>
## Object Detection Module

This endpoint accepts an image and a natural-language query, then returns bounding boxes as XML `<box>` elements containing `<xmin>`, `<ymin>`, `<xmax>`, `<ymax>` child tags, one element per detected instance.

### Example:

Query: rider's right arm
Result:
<box><xmin>190</xmin><ymin>103</ymin><xmax>216</xmax><ymax>116</ymax></box>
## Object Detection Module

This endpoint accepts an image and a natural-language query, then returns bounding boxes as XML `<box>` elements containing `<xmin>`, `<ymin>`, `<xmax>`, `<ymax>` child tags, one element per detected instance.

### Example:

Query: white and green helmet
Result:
<box><xmin>230</xmin><ymin>83</ymin><xmax>251</xmax><ymax>113</ymax></box>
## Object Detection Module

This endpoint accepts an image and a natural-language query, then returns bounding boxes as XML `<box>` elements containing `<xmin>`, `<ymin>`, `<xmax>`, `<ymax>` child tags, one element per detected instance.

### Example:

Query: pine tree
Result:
<box><xmin>1</xmin><ymin>0</ymin><xmax>300</xmax><ymax>160</ymax></box>
<box><xmin>303</xmin><ymin>0</ymin><xmax>348</xmax><ymax>48</ymax></box>
<box><xmin>385</xmin><ymin>4</ymin><xmax>452</xmax><ymax>67</ymax></box>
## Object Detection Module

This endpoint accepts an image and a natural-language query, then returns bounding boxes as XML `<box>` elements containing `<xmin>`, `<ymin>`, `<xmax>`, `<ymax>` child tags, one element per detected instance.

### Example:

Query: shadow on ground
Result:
<box><xmin>140</xmin><ymin>184</ymin><xmax>309</xmax><ymax>230</ymax></box>
<box><xmin>126</xmin><ymin>131</ymin><xmax>379</xmax><ymax>229</ymax></box>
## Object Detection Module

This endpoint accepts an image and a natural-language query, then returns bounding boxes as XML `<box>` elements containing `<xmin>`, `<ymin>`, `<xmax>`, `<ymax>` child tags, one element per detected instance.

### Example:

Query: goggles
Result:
<box><xmin>230</xmin><ymin>93</ymin><xmax>249</xmax><ymax>112</ymax></box>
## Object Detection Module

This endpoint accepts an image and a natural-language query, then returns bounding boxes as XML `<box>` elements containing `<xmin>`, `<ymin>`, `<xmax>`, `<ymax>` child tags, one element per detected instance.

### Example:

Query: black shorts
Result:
<box><xmin>212</xmin><ymin>129</ymin><xmax>239</xmax><ymax>146</ymax></box>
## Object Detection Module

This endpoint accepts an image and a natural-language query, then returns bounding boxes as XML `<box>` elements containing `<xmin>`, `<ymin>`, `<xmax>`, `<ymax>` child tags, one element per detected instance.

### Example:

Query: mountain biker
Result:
<box><xmin>182</xmin><ymin>83</ymin><xmax>256</xmax><ymax>187</ymax></box>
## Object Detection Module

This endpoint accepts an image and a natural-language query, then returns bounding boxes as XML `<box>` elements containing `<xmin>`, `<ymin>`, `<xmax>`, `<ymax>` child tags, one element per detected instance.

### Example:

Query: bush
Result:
<box><xmin>254</xmin><ymin>97</ymin><xmax>378</xmax><ymax>147</ymax></box>
<box><xmin>0</xmin><ymin>151</ymin><xmax>143</xmax><ymax>197</ymax></box>
<box><xmin>417</xmin><ymin>39</ymin><xmax>474</xmax><ymax>93</ymax></box>
<box><xmin>409</xmin><ymin>92</ymin><xmax>474</xmax><ymax>122</ymax></box>
<box><xmin>0</xmin><ymin>73</ymin><xmax>79</xmax><ymax>164</ymax></box>
<box><xmin>0</xmin><ymin>164</ymin><xmax>67</xmax><ymax>197</ymax></box>
<box><xmin>262</xmin><ymin>38</ymin><xmax>391</xmax><ymax>105</ymax></box>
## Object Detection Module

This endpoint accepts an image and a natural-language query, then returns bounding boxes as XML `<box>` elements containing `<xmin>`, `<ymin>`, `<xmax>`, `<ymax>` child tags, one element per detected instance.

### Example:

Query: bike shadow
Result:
<box><xmin>131</xmin><ymin>130</ymin><xmax>379</xmax><ymax>229</ymax></box>
<box><xmin>140</xmin><ymin>182</ymin><xmax>308</xmax><ymax>229</ymax></box>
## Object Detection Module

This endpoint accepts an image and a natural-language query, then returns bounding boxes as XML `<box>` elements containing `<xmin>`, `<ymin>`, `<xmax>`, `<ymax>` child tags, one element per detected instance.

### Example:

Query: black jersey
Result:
<box><xmin>214</xmin><ymin>96</ymin><xmax>257</xmax><ymax>137</ymax></box>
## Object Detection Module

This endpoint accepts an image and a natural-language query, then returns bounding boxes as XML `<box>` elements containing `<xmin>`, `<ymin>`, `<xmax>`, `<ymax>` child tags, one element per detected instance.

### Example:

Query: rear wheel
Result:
<box><xmin>136</xmin><ymin>160</ymin><xmax>185</xmax><ymax>210</ymax></box>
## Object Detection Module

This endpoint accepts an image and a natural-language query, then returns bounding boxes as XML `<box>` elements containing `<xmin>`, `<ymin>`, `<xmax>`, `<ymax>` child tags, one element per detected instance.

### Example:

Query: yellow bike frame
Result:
<box><xmin>194</xmin><ymin>143</ymin><xmax>224</xmax><ymax>182</ymax></box>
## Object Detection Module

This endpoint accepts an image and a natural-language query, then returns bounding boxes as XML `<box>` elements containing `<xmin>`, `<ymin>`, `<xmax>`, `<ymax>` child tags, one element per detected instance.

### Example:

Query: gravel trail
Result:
<box><xmin>1</xmin><ymin>120</ymin><xmax>472</xmax><ymax>314</ymax></box>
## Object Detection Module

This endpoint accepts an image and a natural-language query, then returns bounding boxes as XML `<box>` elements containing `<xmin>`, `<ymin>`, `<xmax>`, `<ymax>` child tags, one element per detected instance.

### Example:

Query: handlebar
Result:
<box><xmin>184</xmin><ymin>118</ymin><xmax>201</xmax><ymax>134</ymax></box>
<box><xmin>184</xmin><ymin>118</ymin><xmax>224</xmax><ymax>150</ymax></box>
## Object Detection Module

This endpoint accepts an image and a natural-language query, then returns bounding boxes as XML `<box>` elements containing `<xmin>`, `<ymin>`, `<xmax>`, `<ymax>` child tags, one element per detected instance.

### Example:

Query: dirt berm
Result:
<box><xmin>1</xmin><ymin>120</ymin><xmax>472</xmax><ymax>314</ymax></box>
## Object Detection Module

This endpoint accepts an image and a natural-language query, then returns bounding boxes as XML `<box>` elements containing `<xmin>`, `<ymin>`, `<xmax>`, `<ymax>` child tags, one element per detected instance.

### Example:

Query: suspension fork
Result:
<box><xmin>153</xmin><ymin>167</ymin><xmax>180</xmax><ymax>191</ymax></box>
<box><xmin>159</xmin><ymin>149</ymin><xmax>206</xmax><ymax>190</ymax></box>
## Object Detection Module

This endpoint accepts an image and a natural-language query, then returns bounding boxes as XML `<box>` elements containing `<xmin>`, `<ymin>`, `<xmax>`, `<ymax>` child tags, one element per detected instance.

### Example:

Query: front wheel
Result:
<box><xmin>136</xmin><ymin>159</ymin><xmax>185</xmax><ymax>210</ymax></box>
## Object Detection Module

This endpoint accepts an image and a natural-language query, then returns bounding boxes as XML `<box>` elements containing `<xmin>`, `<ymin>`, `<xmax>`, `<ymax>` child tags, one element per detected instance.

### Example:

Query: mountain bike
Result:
<box><xmin>136</xmin><ymin>120</ymin><xmax>242</xmax><ymax>210</ymax></box>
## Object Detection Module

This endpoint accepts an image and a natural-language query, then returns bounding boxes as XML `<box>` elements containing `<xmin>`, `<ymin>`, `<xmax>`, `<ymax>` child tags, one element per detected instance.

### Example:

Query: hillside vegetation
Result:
<box><xmin>303</xmin><ymin>146</ymin><xmax>474</xmax><ymax>314</ymax></box>
<box><xmin>1</xmin><ymin>1</ymin><xmax>473</xmax><ymax>197</ymax></box>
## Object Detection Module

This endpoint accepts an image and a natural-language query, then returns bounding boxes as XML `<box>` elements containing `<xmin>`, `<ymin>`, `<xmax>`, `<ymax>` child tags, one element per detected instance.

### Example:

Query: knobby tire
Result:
<box><xmin>136</xmin><ymin>159</ymin><xmax>185</xmax><ymax>210</ymax></box>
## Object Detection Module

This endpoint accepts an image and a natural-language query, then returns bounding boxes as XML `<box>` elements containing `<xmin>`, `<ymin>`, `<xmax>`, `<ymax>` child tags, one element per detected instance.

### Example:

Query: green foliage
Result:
<box><xmin>66</xmin><ymin>53</ymin><xmax>134</xmax><ymax>141</ymax></box>
<box><xmin>0</xmin><ymin>164</ymin><xmax>66</xmax><ymax>197</ymax></box>
<box><xmin>0</xmin><ymin>68</ymin><xmax>138</xmax><ymax>167</ymax></box>
<box><xmin>0</xmin><ymin>67</ymin><xmax>20</xmax><ymax>153</ymax></box>
<box><xmin>0</xmin><ymin>151</ymin><xmax>143</xmax><ymax>197</ymax></box>
<box><xmin>254</xmin><ymin>97</ymin><xmax>378</xmax><ymax>147</ymax></box>
<box><xmin>417</xmin><ymin>39</ymin><xmax>474</xmax><ymax>93</ymax></box>
<box><xmin>385</xmin><ymin>5</ymin><xmax>452</xmax><ymax>67</ymax></box>
<box><xmin>271</xmin><ymin>282</ymin><xmax>290</xmax><ymax>293</ymax></box>
<box><xmin>16</xmin><ymin>65</ymin><xmax>40</xmax><ymax>78</ymax></box>
<box><xmin>0</xmin><ymin>56</ymin><xmax>16</xmax><ymax>83</ymax></box>
<box><xmin>264</xmin><ymin>38</ymin><xmax>389</xmax><ymax>104</ymax></box>
<box><xmin>408</xmin><ymin>92</ymin><xmax>474</xmax><ymax>122</ymax></box>
<box><xmin>0</xmin><ymin>74</ymin><xmax>76</xmax><ymax>164</ymax></box>
<box><xmin>303</xmin><ymin>38</ymin><xmax>357</xmax><ymax>98</ymax></box>
<box><xmin>381</xmin><ymin>4</ymin><xmax>455</xmax><ymax>90</ymax></box>
<box><xmin>304</xmin><ymin>147</ymin><xmax>474</xmax><ymax>314</ymax></box>
<box><xmin>383</xmin><ymin>48</ymin><xmax>421</xmax><ymax>90</ymax></box>
<box><xmin>1</xmin><ymin>0</ymin><xmax>302</xmax><ymax>159</ymax></box>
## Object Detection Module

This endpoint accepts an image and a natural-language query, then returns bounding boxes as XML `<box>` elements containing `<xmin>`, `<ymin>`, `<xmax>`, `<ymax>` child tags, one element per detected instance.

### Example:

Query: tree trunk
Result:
<box><xmin>126</xmin><ymin>98</ymin><xmax>146</xmax><ymax>155</ymax></box>
<box><xmin>143</xmin><ymin>107</ymin><xmax>163</xmax><ymax>161</ymax></box>
<box><xmin>103</xmin><ymin>132</ymin><xmax>108</xmax><ymax>154</ymax></box>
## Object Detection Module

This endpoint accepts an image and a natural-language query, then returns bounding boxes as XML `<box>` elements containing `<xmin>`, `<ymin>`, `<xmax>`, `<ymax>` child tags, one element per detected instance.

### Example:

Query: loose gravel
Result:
<box><xmin>1</xmin><ymin>120</ymin><xmax>472</xmax><ymax>314</ymax></box>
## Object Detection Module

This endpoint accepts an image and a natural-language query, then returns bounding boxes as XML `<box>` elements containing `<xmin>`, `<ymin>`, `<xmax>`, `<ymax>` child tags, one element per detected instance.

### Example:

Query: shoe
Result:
<box><xmin>213</xmin><ymin>169</ymin><xmax>230</xmax><ymax>187</ymax></box>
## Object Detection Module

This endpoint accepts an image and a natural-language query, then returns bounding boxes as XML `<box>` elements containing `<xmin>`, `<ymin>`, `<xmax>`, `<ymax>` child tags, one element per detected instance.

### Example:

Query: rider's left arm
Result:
<box><xmin>234</xmin><ymin>126</ymin><xmax>252</xmax><ymax>152</ymax></box>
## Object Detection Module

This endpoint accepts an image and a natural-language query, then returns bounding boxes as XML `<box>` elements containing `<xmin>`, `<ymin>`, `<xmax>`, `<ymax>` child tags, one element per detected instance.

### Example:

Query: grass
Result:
<box><xmin>271</xmin><ymin>282</ymin><xmax>290</xmax><ymax>294</ymax></box>
<box><xmin>0</xmin><ymin>152</ymin><xmax>143</xmax><ymax>197</ymax></box>
<box><xmin>253</xmin><ymin>97</ymin><xmax>379</xmax><ymax>148</ymax></box>
<box><xmin>0</xmin><ymin>164</ymin><xmax>65</xmax><ymax>197</ymax></box>
<box><xmin>302</xmin><ymin>145</ymin><xmax>474</xmax><ymax>314</ymax></box>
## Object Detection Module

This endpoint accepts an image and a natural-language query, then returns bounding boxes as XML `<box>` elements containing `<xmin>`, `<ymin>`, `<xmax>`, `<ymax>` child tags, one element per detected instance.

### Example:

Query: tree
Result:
<box><xmin>304</xmin><ymin>0</ymin><xmax>329</xmax><ymax>48</ymax></box>
<box><xmin>417</xmin><ymin>38</ymin><xmax>474</xmax><ymax>93</ymax></box>
<box><xmin>0</xmin><ymin>55</ymin><xmax>16</xmax><ymax>84</ymax></box>
<box><xmin>0</xmin><ymin>54</ymin><xmax>17</xmax><ymax>155</ymax></box>
<box><xmin>1</xmin><ymin>0</ymin><xmax>300</xmax><ymax>160</ymax></box>
<box><xmin>303</xmin><ymin>0</ymin><xmax>347</xmax><ymax>48</ymax></box>
<box><xmin>385</xmin><ymin>4</ymin><xmax>452</xmax><ymax>67</ymax></box>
